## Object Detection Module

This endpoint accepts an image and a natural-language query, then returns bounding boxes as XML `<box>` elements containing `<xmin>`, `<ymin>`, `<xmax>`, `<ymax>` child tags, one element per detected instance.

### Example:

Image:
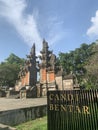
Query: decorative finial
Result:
<box><xmin>30</xmin><ymin>43</ymin><xmax>35</xmax><ymax>55</ymax></box>
<box><xmin>42</xmin><ymin>38</ymin><xmax>48</xmax><ymax>49</ymax></box>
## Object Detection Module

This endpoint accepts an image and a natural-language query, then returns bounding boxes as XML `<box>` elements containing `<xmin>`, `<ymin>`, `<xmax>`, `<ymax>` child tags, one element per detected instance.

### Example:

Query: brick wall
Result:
<box><xmin>47</xmin><ymin>71</ymin><xmax>55</xmax><ymax>83</ymax></box>
<box><xmin>40</xmin><ymin>69</ymin><xmax>47</xmax><ymax>83</ymax></box>
<box><xmin>21</xmin><ymin>72</ymin><xmax>30</xmax><ymax>86</ymax></box>
<box><xmin>40</xmin><ymin>69</ymin><xmax>55</xmax><ymax>83</ymax></box>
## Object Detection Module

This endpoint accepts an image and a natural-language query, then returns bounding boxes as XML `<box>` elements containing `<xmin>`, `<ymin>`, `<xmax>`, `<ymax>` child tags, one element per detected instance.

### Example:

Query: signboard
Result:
<box><xmin>47</xmin><ymin>89</ymin><xmax>98</xmax><ymax>130</ymax></box>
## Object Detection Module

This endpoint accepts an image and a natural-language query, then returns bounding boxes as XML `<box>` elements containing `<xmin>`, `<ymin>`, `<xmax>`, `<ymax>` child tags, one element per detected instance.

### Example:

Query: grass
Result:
<box><xmin>15</xmin><ymin>116</ymin><xmax>47</xmax><ymax>130</ymax></box>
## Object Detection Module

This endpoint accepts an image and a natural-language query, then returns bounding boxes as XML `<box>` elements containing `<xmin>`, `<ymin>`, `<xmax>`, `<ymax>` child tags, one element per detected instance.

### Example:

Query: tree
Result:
<box><xmin>5</xmin><ymin>53</ymin><xmax>25</xmax><ymax>65</ymax></box>
<box><xmin>84</xmin><ymin>43</ymin><xmax>98</xmax><ymax>89</ymax></box>
<box><xmin>58</xmin><ymin>42</ymin><xmax>96</xmax><ymax>88</ymax></box>
<box><xmin>0</xmin><ymin>53</ymin><xmax>25</xmax><ymax>87</ymax></box>
<box><xmin>0</xmin><ymin>64</ymin><xmax>18</xmax><ymax>87</ymax></box>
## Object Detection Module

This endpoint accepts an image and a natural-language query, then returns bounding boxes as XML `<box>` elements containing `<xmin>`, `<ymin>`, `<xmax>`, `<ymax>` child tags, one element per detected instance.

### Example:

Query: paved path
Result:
<box><xmin>0</xmin><ymin>98</ymin><xmax>47</xmax><ymax>111</ymax></box>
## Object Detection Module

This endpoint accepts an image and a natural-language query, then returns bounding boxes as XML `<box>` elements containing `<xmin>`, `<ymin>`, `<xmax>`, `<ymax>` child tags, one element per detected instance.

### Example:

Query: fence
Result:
<box><xmin>47</xmin><ymin>89</ymin><xmax>98</xmax><ymax>130</ymax></box>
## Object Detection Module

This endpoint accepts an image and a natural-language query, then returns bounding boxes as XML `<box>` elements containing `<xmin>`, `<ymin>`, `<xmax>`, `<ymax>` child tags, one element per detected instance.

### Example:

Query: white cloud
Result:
<box><xmin>0</xmin><ymin>0</ymin><xmax>66</xmax><ymax>54</ymax></box>
<box><xmin>44</xmin><ymin>16</ymin><xmax>66</xmax><ymax>46</ymax></box>
<box><xmin>87</xmin><ymin>10</ymin><xmax>98</xmax><ymax>37</ymax></box>
<box><xmin>0</xmin><ymin>0</ymin><xmax>42</xmax><ymax>52</ymax></box>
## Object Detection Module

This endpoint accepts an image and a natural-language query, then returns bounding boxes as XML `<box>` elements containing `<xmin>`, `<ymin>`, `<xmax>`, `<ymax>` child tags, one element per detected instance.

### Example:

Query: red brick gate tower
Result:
<box><xmin>39</xmin><ymin>40</ymin><xmax>56</xmax><ymax>96</ymax></box>
<box><xmin>15</xmin><ymin>44</ymin><xmax>37</xmax><ymax>91</ymax></box>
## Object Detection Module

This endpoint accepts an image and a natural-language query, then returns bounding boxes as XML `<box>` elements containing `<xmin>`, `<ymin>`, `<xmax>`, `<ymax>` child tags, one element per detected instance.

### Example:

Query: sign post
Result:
<box><xmin>47</xmin><ymin>89</ymin><xmax>98</xmax><ymax>130</ymax></box>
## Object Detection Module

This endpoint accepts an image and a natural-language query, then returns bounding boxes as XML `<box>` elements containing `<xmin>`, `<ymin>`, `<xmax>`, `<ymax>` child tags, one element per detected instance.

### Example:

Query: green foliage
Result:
<box><xmin>0</xmin><ymin>53</ymin><xmax>25</xmax><ymax>87</ymax></box>
<box><xmin>5</xmin><ymin>53</ymin><xmax>25</xmax><ymax>65</ymax></box>
<box><xmin>15</xmin><ymin>116</ymin><xmax>47</xmax><ymax>130</ymax></box>
<box><xmin>84</xmin><ymin>43</ymin><xmax>98</xmax><ymax>89</ymax></box>
<box><xmin>58</xmin><ymin>42</ymin><xmax>98</xmax><ymax>89</ymax></box>
<box><xmin>0</xmin><ymin>64</ymin><xmax>18</xmax><ymax>87</ymax></box>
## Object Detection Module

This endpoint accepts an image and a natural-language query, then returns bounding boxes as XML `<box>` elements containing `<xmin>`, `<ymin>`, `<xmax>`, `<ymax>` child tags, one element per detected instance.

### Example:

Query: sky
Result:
<box><xmin>0</xmin><ymin>0</ymin><xmax>98</xmax><ymax>62</ymax></box>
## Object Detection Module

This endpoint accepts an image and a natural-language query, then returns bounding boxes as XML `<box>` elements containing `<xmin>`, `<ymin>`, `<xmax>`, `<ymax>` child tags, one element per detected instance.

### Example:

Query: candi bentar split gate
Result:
<box><xmin>47</xmin><ymin>89</ymin><xmax>98</xmax><ymax>130</ymax></box>
<box><xmin>15</xmin><ymin>39</ymin><xmax>79</xmax><ymax>98</ymax></box>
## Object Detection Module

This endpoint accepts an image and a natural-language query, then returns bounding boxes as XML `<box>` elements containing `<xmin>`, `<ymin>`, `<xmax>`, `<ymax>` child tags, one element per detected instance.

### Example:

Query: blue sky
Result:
<box><xmin>0</xmin><ymin>0</ymin><xmax>98</xmax><ymax>62</ymax></box>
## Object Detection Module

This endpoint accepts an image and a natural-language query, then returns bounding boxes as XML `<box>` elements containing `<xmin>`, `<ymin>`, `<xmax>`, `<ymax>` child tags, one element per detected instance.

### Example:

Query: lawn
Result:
<box><xmin>15</xmin><ymin>116</ymin><xmax>47</xmax><ymax>130</ymax></box>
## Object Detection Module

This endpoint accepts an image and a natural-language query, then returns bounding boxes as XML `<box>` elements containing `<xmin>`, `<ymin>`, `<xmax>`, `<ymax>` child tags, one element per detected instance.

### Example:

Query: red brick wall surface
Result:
<box><xmin>48</xmin><ymin>72</ymin><xmax>55</xmax><ymax>82</ymax></box>
<box><xmin>21</xmin><ymin>72</ymin><xmax>30</xmax><ymax>86</ymax></box>
<box><xmin>40</xmin><ymin>69</ymin><xmax>47</xmax><ymax>83</ymax></box>
<box><xmin>40</xmin><ymin>69</ymin><xmax>55</xmax><ymax>83</ymax></box>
